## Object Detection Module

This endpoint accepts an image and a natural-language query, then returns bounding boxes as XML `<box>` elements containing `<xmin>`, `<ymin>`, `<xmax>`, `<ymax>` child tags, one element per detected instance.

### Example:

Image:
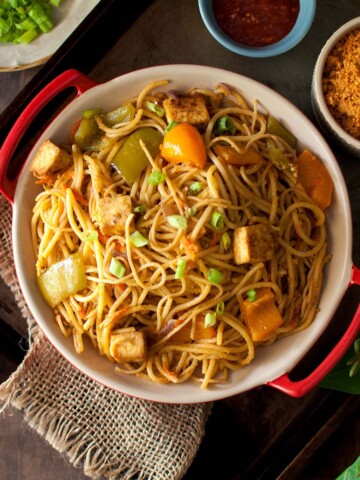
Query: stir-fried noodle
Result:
<box><xmin>31</xmin><ymin>81</ymin><xmax>330</xmax><ymax>388</ymax></box>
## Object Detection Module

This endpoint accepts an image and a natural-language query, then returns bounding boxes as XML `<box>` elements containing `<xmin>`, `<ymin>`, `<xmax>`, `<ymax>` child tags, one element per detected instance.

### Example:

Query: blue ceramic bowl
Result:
<box><xmin>198</xmin><ymin>0</ymin><xmax>316</xmax><ymax>58</ymax></box>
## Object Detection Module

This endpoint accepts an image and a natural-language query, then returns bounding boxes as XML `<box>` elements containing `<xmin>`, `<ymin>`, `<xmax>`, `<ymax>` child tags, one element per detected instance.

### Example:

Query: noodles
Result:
<box><xmin>30</xmin><ymin>81</ymin><xmax>331</xmax><ymax>389</ymax></box>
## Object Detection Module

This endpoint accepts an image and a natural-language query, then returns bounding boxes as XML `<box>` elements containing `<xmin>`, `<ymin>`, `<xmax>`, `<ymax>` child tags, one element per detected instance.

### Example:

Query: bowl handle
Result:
<box><xmin>268</xmin><ymin>264</ymin><xmax>360</xmax><ymax>397</ymax></box>
<box><xmin>0</xmin><ymin>69</ymin><xmax>98</xmax><ymax>204</ymax></box>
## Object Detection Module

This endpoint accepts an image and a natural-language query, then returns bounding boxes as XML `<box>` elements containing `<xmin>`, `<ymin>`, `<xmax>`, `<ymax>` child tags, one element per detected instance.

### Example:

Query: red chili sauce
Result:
<box><xmin>213</xmin><ymin>0</ymin><xmax>300</xmax><ymax>47</ymax></box>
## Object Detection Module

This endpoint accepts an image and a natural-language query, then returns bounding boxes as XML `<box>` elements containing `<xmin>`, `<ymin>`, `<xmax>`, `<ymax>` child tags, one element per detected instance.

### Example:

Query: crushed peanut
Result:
<box><xmin>322</xmin><ymin>28</ymin><xmax>360</xmax><ymax>140</ymax></box>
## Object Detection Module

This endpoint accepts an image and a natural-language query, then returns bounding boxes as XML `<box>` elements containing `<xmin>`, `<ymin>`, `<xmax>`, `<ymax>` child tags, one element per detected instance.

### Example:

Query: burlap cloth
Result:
<box><xmin>0</xmin><ymin>194</ymin><xmax>211</xmax><ymax>480</ymax></box>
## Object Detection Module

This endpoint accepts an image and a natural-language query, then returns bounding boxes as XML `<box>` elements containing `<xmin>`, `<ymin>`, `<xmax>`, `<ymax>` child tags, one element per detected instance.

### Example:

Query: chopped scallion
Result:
<box><xmin>216</xmin><ymin>301</ymin><xmax>225</xmax><ymax>315</ymax></box>
<box><xmin>130</xmin><ymin>230</ymin><xmax>149</xmax><ymax>247</ymax></box>
<box><xmin>186</xmin><ymin>207</ymin><xmax>197</xmax><ymax>217</ymax></box>
<box><xmin>221</xmin><ymin>232</ymin><xmax>231</xmax><ymax>251</ymax></box>
<box><xmin>214</xmin><ymin>116</ymin><xmax>236</xmax><ymax>135</ymax></box>
<box><xmin>188</xmin><ymin>182</ymin><xmax>202</xmax><ymax>196</ymax></box>
<box><xmin>246</xmin><ymin>289</ymin><xmax>257</xmax><ymax>302</ymax></box>
<box><xmin>80</xmin><ymin>230</ymin><xmax>98</xmax><ymax>242</ymax></box>
<box><xmin>109</xmin><ymin>257</ymin><xmax>126</xmax><ymax>279</ymax></box>
<box><xmin>146</xmin><ymin>101</ymin><xmax>165</xmax><ymax>117</ymax></box>
<box><xmin>148</xmin><ymin>170</ymin><xmax>165</xmax><ymax>186</ymax></box>
<box><xmin>167</xmin><ymin>215</ymin><xmax>187</xmax><ymax>230</ymax></box>
<box><xmin>133</xmin><ymin>205</ymin><xmax>146</xmax><ymax>214</ymax></box>
<box><xmin>175</xmin><ymin>258</ymin><xmax>187</xmax><ymax>279</ymax></box>
<box><xmin>205</xmin><ymin>311</ymin><xmax>217</xmax><ymax>328</ymax></box>
<box><xmin>207</xmin><ymin>268</ymin><xmax>223</xmax><ymax>285</ymax></box>
<box><xmin>211</xmin><ymin>211</ymin><xmax>225</xmax><ymax>230</ymax></box>
<box><xmin>164</xmin><ymin>120</ymin><xmax>178</xmax><ymax>133</ymax></box>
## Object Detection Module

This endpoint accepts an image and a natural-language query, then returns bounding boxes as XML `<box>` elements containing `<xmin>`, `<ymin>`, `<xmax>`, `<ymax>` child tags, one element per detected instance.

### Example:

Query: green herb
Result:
<box><xmin>221</xmin><ymin>232</ymin><xmax>231</xmax><ymax>251</ymax></box>
<box><xmin>164</xmin><ymin>120</ymin><xmax>178</xmax><ymax>133</ymax></box>
<box><xmin>148</xmin><ymin>170</ymin><xmax>165</xmax><ymax>186</ymax></box>
<box><xmin>246</xmin><ymin>289</ymin><xmax>257</xmax><ymax>302</ymax></box>
<box><xmin>130</xmin><ymin>230</ymin><xmax>149</xmax><ymax>247</ymax></box>
<box><xmin>109</xmin><ymin>258</ymin><xmax>126</xmax><ymax>279</ymax></box>
<box><xmin>214</xmin><ymin>116</ymin><xmax>236</xmax><ymax>135</ymax></box>
<box><xmin>347</xmin><ymin>338</ymin><xmax>360</xmax><ymax>377</ymax></box>
<box><xmin>205</xmin><ymin>311</ymin><xmax>216</xmax><ymax>328</ymax></box>
<box><xmin>175</xmin><ymin>258</ymin><xmax>187</xmax><ymax>279</ymax></box>
<box><xmin>335</xmin><ymin>456</ymin><xmax>360</xmax><ymax>480</ymax></box>
<box><xmin>146</xmin><ymin>101</ymin><xmax>165</xmax><ymax>117</ymax></box>
<box><xmin>167</xmin><ymin>215</ymin><xmax>187</xmax><ymax>230</ymax></box>
<box><xmin>210</xmin><ymin>211</ymin><xmax>225</xmax><ymax>230</ymax></box>
<box><xmin>207</xmin><ymin>268</ymin><xmax>223</xmax><ymax>285</ymax></box>
<box><xmin>188</xmin><ymin>182</ymin><xmax>202</xmax><ymax>196</ymax></box>
<box><xmin>216</xmin><ymin>301</ymin><xmax>225</xmax><ymax>316</ymax></box>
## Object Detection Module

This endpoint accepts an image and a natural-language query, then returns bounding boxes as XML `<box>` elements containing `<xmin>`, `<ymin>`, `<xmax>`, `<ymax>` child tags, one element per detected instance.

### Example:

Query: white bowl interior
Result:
<box><xmin>13</xmin><ymin>65</ymin><xmax>353</xmax><ymax>403</ymax></box>
<box><xmin>312</xmin><ymin>17</ymin><xmax>360</xmax><ymax>154</ymax></box>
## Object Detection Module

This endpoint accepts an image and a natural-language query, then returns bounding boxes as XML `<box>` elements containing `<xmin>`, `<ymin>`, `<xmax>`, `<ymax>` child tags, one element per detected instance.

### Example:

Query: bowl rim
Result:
<box><xmin>11</xmin><ymin>64</ymin><xmax>353</xmax><ymax>403</ymax></box>
<box><xmin>198</xmin><ymin>0</ymin><xmax>316</xmax><ymax>58</ymax></box>
<box><xmin>312</xmin><ymin>16</ymin><xmax>360</xmax><ymax>150</ymax></box>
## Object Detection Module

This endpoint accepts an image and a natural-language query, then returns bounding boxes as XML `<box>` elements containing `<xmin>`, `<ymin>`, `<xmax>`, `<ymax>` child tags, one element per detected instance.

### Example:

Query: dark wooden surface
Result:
<box><xmin>0</xmin><ymin>1</ymin><xmax>359</xmax><ymax>479</ymax></box>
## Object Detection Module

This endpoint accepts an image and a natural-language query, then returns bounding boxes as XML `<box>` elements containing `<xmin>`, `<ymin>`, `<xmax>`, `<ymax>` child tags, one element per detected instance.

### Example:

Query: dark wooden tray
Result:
<box><xmin>0</xmin><ymin>1</ymin><xmax>359</xmax><ymax>479</ymax></box>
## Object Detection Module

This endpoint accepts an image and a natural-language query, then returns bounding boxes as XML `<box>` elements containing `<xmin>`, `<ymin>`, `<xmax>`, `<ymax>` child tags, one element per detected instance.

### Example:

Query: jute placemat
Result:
<box><xmin>0</xmin><ymin>194</ymin><xmax>211</xmax><ymax>480</ymax></box>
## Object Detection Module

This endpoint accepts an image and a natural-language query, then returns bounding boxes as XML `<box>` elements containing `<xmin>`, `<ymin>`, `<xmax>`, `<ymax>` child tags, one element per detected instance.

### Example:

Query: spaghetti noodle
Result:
<box><xmin>30</xmin><ymin>80</ymin><xmax>331</xmax><ymax>389</ymax></box>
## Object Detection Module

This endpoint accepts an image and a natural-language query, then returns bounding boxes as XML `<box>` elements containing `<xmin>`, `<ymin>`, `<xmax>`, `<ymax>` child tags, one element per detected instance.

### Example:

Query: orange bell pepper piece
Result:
<box><xmin>296</xmin><ymin>149</ymin><xmax>333</xmax><ymax>209</ymax></box>
<box><xmin>161</xmin><ymin>123</ymin><xmax>207</xmax><ymax>169</ymax></box>
<box><xmin>240</xmin><ymin>288</ymin><xmax>284</xmax><ymax>342</ymax></box>
<box><xmin>213</xmin><ymin>144</ymin><xmax>265</xmax><ymax>165</ymax></box>
<box><xmin>170</xmin><ymin>315</ymin><xmax>216</xmax><ymax>343</ymax></box>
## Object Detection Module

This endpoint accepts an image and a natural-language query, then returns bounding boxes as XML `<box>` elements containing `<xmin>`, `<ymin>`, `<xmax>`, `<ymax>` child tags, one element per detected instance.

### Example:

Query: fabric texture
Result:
<box><xmin>0</xmin><ymin>194</ymin><xmax>211</xmax><ymax>480</ymax></box>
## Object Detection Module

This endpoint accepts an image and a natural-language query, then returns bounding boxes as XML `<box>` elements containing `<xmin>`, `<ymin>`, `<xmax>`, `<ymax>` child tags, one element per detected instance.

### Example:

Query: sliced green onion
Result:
<box><xmin>82</xmin><ymin>108</ymin><xmax>103</xmax><ymax>119</ymax></box>
<box><xmin>133</xmin><ymin>205</ymin><xmax>146</xmax><ymax>214</ymax></box>
<box><xmin>146</xmin><ymin>101</ymin><xmax>165</xmax><ymax>117</ymax></box>
<box><xmin>186</xmin><ymin>207</ymin><xmax>197</xmax><ymax>217</ymax></box>
<box><xmin>216</xmin><ymin>301</ymin><xmax>225</xmax><ymax>316</ymax></box>
<box><xmin>130</xmin><ymin>230</ymin><xmax>149</xmax><ymax>247</ymax></box>
<box><xmin>175</xmin><ymin>258</ymin><xmax>187</xmax><ymax>279</ymax></box>
<box><xmin>148</xmin><ymin>170</ymin><xmax>165</xmax><ymax>186</ymax></box>
<box><xmin>80</xmin><ymin>230</ymin><xmax>98</xmax><ymax>242</ymax></box>
<box><xmin>167</xmin><ymin>215</ymin><xmax>187</xmax><ymax>230</ymax></box>
<box><xmin>221</xmin><ymin>232</ymin><xmax>231</xmax><ymax>251</ymax></box>
<box><xmin>214</xmin><ymin>116</ymin><xmax>236</xmax><ymax>135</ymax></box>
<box><xmin>164</xmin><ymin>120</ymin><xmax>178</xmax><ymax>133</ymax></box>
<box><xmin>188</xmin><ymin>182</ymin><xmax>202</xmax><ymax>196</ymax></box>
<box><xmin>246</xmin><ymin>289</ymin><xmax>257</xmax><ymax>302</ymax></box>
<box><xmin>207</xmin><ymin>268</ymin><xmax>223</xmax><ymax>285</ymax></box>
<box><xmin>211</xmin><ymin>211</ymin><xmax>225</xmax><ymax>230</ymax></box>
<box><xmin>109</xmin><ymin>257</ymin><xmax>126</xmax><ymax>279</ymax></box>
<box><xmin>205</xmin><ymin>311</ymin><xmax>217</xmax><ymax>328</ymax></box>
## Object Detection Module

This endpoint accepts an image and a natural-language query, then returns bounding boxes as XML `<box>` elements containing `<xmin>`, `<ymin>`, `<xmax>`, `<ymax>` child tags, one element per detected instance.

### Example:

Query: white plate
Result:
<box><xmin>0</xmin><ymin>0</ymin><xmax>101</xmax><ymax>72</ymax></box>
<box><xmin>12</xmin><ymin>65</ymin><xmax>353</xmax><ymax>403</ymax></box>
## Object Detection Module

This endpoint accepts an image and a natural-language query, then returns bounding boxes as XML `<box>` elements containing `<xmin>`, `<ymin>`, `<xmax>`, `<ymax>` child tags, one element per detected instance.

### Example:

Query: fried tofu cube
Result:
<box><xmin>240</xmin><ymin>288</ymin><xmax>284</xmax><ymax>342</ymax></box>
<box><xmin>97</xmin><ymin>195</ymin><xmax>132</xmax><ymax>235</ymax></box>
<box><xmin>30</xmin><ymin>139</ymin><xmax>72</xmax><ymax>179</ymax></box>
<box><xmin>233</xmin><ymin>223</ymin><xmax>275</xmax><ymax>265</ymax></box>
<box><xmin>110</xmin><ymin>328</ymin><xmax>147</xmax><ymax>363</ymax></box>
<box><xmin>163</xmin><ymin>95</ymin><xmax>210</xmax><ymax>127</ymax></box>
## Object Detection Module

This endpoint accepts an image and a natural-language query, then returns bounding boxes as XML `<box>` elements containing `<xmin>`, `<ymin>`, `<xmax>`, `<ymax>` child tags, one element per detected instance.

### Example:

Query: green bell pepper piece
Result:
<box><xmin>266</xmin><ymin>116</ymin><xmax>297</xmax><ymax>149</ymax></box>
<box><xmin>38</xmin><ymin>252</ymin><xmax>87</xmax><ymax>308</ymax></box>
<box><xmin>102</xmin><ymin>103</ymin><xmax>135</xmax><ymax>127</ymax></box>
<box><xmin>73</xmin><ymin>117</ymin><xmax>100</xmax><ymax>151</ymax></box>
<box><xmin>111</xmin><ymin>127</ymin><xmax>163</xmax><ymax>184</ymax></box>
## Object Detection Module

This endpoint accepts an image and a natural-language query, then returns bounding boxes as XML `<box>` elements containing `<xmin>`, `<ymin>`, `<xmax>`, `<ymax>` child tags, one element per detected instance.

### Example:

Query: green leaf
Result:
<box><xmin>320</xmin><ymin>336</ymin><xmax>360</xmax><ymax>394</ymax></box>
<box><xmin>335</xmin><ymin>455</ymin><xmax>360</xmax><ymax>480</ymax></box>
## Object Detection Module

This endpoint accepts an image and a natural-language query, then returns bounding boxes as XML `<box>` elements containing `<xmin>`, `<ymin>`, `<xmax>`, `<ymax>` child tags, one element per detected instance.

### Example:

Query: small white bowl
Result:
<box><xmin>312</xmin><ymin>17</ymin><xmax>360</xmax><ymax>157</ymax></box>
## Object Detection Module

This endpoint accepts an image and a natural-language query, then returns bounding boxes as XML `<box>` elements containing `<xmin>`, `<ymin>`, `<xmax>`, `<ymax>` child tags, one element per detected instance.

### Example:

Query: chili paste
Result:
<box><xmin>213</xmin><ymin>0</ymin><xmax>300</xmax><ymax>47</ymax></box>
